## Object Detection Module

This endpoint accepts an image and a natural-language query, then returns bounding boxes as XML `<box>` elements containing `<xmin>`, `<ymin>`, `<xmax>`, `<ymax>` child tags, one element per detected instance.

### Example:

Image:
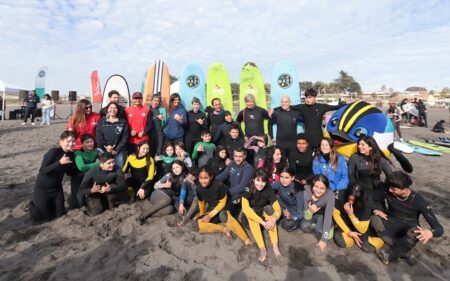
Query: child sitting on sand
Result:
<box><xmin>79</xmin><ymin>152</ymin><xmax>128</xmax><ymax>216</ymax></box>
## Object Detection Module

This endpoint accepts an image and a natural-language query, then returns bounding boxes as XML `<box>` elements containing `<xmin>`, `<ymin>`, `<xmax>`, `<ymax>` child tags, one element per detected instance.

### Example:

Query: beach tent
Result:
<box><xmin>0</xmin><ymin>79</ymin><xmax>29</xmax><ymax>121</ymax></box>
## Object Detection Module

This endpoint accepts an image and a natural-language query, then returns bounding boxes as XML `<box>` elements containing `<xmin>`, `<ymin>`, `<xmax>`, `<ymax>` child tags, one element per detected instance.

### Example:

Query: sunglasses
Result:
<box><xmin>85</xmin><ymin>105</ymin><xmax>92</xmax><ymax>109</ymax></box>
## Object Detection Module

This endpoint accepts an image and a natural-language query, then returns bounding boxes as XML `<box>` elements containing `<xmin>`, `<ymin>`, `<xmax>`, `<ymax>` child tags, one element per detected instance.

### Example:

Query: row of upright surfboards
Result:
<box><xmin>94</xmin><ymin>60</ymin><xmax>302</xmax><ymax>117</ymax></box>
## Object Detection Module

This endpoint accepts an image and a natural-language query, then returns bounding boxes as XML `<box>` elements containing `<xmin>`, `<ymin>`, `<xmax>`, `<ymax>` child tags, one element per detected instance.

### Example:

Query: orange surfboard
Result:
<box><xmin>143</xmin><ymin>60</ymin><xmax>170</xmax><ymax>108</ymax></box>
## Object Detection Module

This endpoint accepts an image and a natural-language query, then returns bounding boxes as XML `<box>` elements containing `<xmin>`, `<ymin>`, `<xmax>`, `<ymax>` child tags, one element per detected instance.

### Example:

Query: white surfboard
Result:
<box><xmin>102</xmin><ymin>74</ymin><xmax>130</xmax><ymax>108</ymax></box>
<box><xmin>394</xmin><ymin>141</ymin><xmax>414</xmax><ymax>154</ymax></box>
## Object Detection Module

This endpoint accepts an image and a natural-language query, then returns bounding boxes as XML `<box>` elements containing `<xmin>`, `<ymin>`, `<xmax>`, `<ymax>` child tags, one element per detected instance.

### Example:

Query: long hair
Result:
<box><xmin>105</xmin><ymin>101</ymin><xmax>120</xmax><ymax>118</ymax></box>
<box><xmin>69</xmin><ymin>99</ymin><xmax>91</xmax><ymax>128</ymax></box>
<box><xmin>315</xmin><ymin>138</ymin><xmax>338</xmax><ymax>170</ymax></box>
<box><xmin>249</xmin><ymin>168</ymin><xmax>270</xmax><ymax>195</ymax></box>
<box><xmin>347</xmin><ymin>182</ymin><xmax>365</xmax><ymax>214</ymax></box>
<box><xmin>135</xmin><ymin>141</ymin><xmax>153</xmax><ymax>173</ymax></box>
<box><xmin>168</xmin><ymin>93</ymin><xmax>181</xmax><ymax>116</ymax></box>
<box><xmin>264</xmin><ymin>145</ymin><xmax>285</xmax><ymax>175</ymax></box>
<box><xmin>169</xmin><ymin>159</ymin><xmax>187</xmax><ymax>193</ymax></box>
<box><xmin>357</xmin><ymin>136</ymin><xmax>391</xmax><ymax>176</ymax></box>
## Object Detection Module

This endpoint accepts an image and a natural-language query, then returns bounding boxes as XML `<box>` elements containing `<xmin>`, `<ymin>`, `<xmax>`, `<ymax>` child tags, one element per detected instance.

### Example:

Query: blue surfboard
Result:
<box><xmin>179</xmin><ymin>63</ymin><xmax>206</xmax><ymax>111</ymax></box>
<box><xmin>270</xmin><ymin>60</ymin><xmax>303</xmax><ymax>138</ymax></box>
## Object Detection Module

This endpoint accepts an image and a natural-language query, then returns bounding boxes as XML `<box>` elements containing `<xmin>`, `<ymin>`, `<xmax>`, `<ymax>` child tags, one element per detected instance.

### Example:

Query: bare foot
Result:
<box><xmin>258</xmin><ymin>248</ymin><xmax>267</xmax><ymax>262</ymax></box>
<box><xmin>222</xmin><ymin>227</ymin><xmax>232</xmax><ymax>237</ymax></box>
<box><xmin>244</xmin><ymin>238</ymin><xmax>253</xmax><ymax>246</ymax></box>
<box><xmin>273</xmin><ymin>243</ymin><xmax>282</xmax><ymax>257</ymax></box>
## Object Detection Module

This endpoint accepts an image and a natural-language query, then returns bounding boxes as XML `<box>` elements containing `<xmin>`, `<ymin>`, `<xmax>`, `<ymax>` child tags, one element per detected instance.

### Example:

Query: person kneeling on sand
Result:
<box><xmin>371</xmin><ymin>171</ymin><xmax>444</xmax><ymax>265</ymax></box>
<box><xmin>242</xmin><ymin>168</ymin><xmax>282</xmax><ymax>262</ymax></box>
<box><xmin>29</xmin><ymin>131</ymin><xmax>77</xmax><ymax>223</ymax></box>
<box><xmin>79</xmin><ymin>152</ymin><xmax>128</xmax><ymax>216</ymax></box>
<box><xmin>195</xmin><ymin>166</ymin><xmax>252</xmax><ymax>246</ymax></box>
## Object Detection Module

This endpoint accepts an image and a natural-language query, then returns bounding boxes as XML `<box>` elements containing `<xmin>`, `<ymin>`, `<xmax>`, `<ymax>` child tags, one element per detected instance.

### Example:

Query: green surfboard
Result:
<box><xmin>408</xmin><ymin>140</ymin><xmax>450</xmax><ymax>154</ymax></box>
<box><xmin>239</xmin><ymin>62</ymin><xmax>268</xmax><ymax>134</ymax></box>
<box><xmin>206</xmin><ymin>63</ymin><xmax>233</xmax><ymax>114</ymax></box>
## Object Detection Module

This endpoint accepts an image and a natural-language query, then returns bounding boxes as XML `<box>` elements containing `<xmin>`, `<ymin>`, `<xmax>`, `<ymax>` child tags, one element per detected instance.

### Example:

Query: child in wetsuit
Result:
<box><xmin>122</xmin><ymin>141</ymin><xmax>155</xmax><ymax>201</ymax></box>
<box><xmin>79</xmin><ymin>152</ymin><xmax>127</xmax><ymax>216</ymax></box>
<box><xmin>242</xmin><ymin>168</ymin><xmax>282</xmax><ymax>262</ymax></box>
<box><xmin>196</xmin><ymin>166</ymin><xmax>252</xmax><ymax>246</ymax></box>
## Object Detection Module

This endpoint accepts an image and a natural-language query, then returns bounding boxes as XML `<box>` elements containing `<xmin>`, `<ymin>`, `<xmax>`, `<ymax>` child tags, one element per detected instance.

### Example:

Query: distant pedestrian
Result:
<box><xmin>40</xmin><ymin>94</ymin><xmax>55</xmax><ymax>125</ymax></box>
<box><xmin>22</xmin><ymin>90</ymin><xmax>40</xmax><ymax>125</ymax></box>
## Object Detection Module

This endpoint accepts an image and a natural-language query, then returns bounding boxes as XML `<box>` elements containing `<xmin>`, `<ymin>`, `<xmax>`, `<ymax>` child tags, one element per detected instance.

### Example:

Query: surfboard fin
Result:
<box><xmin>388</xmin><ymin>143</ymin><xmax>413</xmax><ymax>173</ymax></box>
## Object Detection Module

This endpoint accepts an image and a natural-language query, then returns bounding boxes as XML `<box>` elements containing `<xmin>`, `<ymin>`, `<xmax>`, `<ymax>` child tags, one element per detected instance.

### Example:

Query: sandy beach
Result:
<box><xmin>0</xmin><ymin>105</ymin><xmax>449</xmax><ymax>281</ymax></box>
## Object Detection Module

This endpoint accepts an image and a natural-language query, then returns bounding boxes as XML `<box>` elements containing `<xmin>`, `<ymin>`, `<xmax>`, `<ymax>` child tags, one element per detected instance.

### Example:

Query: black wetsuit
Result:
<box><xmin>207</xmin><ymin>110</ymin><xmax>225</xmax><ymax>141</ymax></box>
<box><xmin>224</xmin><ymin>136</ymin><xmax>245</xmax><ymax>157</ymax></box>
<box><xmin>206</xmin><ymin>156</ymin><xmax>227</xmax><ymax>176</ymax></box>
<box><xmin>292</xmin><ymin>103</ymin><xmax>343</xmax><ymax>149</ymax></box>
<box><xmin>288</xmin><ymin>148</ymin><xmax>314</xmax><ymax>184</ymax></box>
<box><xmin>348</xmin><ymin>154</ymin><xmax>392</xmax><ymax>193</ymax></box>
<box><xmin>30</xmin><ymin>148</ymin><xmax>76</xmax><ymax>222</ymax></box>
<box><xmin>79</xmin><ymin>166</ymin><xmax>127</xmax><ymax>216</ymax></box>
<box><xmin>269</xmin><ymin>108</ymin><xmax>302</xmax><ymax>156</ymax></box>
<box><xmin>213</xmin><ymin>121</ymin><xmax>244</xmax><ymax>146</ymax></box>
<box><xmin>150</xmin><ymin>107</ymin><xmax>164</xmax><ymax>156</ymax></box>
<box><xmin>185</xmin><ymin>110</ymin><xmax>208</xmax><ymax>154</ymax></box>
<box><xmin>372</xmin><ymin>185</ymin><xmax>444</xmax><ymax>260</ymax></box>
<box><xmin>236</xmin><ymin>106</ymin><xmax>269</xmax><ymax>138</ymax></box>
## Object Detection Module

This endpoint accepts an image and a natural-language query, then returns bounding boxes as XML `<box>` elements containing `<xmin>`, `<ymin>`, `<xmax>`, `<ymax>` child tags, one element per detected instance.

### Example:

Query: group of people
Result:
<box><xmin>21</xmin><ymin>90</ymin><xmax>55</xmax><ymax>126</ymax></box>
<box><xmin>29</xmin><ymin>88</ymin><xmax>443</xmax><ymax>264</ymax></box>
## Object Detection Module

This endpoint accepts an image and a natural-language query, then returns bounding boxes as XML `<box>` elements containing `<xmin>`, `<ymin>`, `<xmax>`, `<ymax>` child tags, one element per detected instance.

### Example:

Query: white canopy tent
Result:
<box><xmin>0</xmin><ymin>79</ymin><xmax>30</xmax><ymax>121</ymax></box>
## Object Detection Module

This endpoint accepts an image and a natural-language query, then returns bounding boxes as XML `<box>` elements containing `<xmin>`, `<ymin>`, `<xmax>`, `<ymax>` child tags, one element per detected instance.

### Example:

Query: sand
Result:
<box><xmin>0</xmin><ymin>105</ymin><xmax>449</xmax><ymax>281</ymax></box>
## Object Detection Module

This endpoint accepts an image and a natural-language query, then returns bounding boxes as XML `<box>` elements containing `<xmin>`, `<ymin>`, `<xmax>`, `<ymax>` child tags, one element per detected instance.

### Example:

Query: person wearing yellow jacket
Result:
<box><xmin>196</xmin><ymin>166</ymin><xmax>252</xmax><ymax>246</ymax></box>
<box><xmin>242</xmin><ymin>168</ymin><xmax>282</xmax><ymax>262</ymax></box>
<box><xmin>333</xmin><ymin>183</ymin><xmax>384</xmax><ymax>251</ymax></box>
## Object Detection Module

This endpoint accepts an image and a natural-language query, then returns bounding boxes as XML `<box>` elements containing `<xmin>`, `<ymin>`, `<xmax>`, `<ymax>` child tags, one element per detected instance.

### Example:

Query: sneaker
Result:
<box><xmin>399</xmin><ymin>138</ymin><xmax>404</xmax><ymax>142</ymax></box>
<box><xmin>31</xmin><ymin>122</ymin><xmax>35</xmax><ymax>126</ymax></box>
<box><xmin>21</xmin><ymin>122</ymin><xmax>26</xmax><ymax>125</ymax></box>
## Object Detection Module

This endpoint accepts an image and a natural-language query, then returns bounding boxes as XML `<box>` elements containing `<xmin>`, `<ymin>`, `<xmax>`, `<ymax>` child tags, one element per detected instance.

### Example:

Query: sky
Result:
<box><xmin>1</xmin><ymin>0</ymin><xmax>449</xmax><ymax>95</ymax></box>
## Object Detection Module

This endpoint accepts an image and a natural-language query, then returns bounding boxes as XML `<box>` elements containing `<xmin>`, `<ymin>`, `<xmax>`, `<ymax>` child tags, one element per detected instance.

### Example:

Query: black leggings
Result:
<box><xmin>30</xmin><ymin>188</ymin><xmax>65</xmax><ymax>222</ymax></box>
<box><xmin>86</xmin><ymin>191</ymin><xmax>127</xmax><ymax>216</ymax></box>
<box><xmin>24</xmin><ymin>107</ymin><xmax>37</xmax><ymax>122</ymax></box>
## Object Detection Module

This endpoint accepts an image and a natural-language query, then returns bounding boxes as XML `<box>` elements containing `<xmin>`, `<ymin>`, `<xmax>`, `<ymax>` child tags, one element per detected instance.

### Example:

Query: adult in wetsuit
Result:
<box><xmin>79</xmin><ymin>152</ymin><xmax>128</xmax><ymax>216</ymax></box>
<box><xmin>99</xmin><ymin>90</ymin><xmax>126</xmax><ymax>119</ymax></box>
<box><xmin>333</xmin><ymin>183</ymin><xmax>384</xmax><ymax>252</ymax></box>
<box><xmin>149</xmin><ymin>95</ymin><xmax>167</xmax><ymax>156</ymax></box>
<box><xmin>236</xmin><ymin>94</ymin><xmax>269</xmax><ymax>139</ymax></box>
<box><xmin>348</xmin><ymin>136</ymin><xmax>392</xmax><ymax>194</ymax></box>
<box><xmin>29</xmin><ymin>131</ymin><xmax>77</xmax><ymax>222</ymax></box>
<box><xmin>288</xmin><ymin>133</ymin><xmax>314</xmax><ymax>186</ymax></box>
<box><xmin>269</xmin><ymin>96</ymin><xmax>302</xmax><ymax>156</ymax></box>
<box><xmin>196</xmin><ymin>166</ymin><xmax>251</xmax><ymax>245</ymax></box>
<box><xmin>207</xmin><ymin>98</ymin><xmax>226</xmax><ymax>141</ymax></box>
<box><xmin>184</xmin><ymin>97</ymin><xmax>208</xmax><ymax>154</ymax></box>
<box><xmin>242</xmin><ymin>169</ymin><xmax>282</xmax><ymax>262</ymax></box>
<box><xmin>371</xmin><ymin>171</ymin><xmax>444</xmax><ymax>265</ymax></box>
<box><xmin>291</xmin><ymin>89</ymin><xmax>344</xmax><ymax>149</ymax></box>
<box><xmin>215</xmin><ymin>148</ymin><xmax>254</xmax><ymax>216</ymax></box>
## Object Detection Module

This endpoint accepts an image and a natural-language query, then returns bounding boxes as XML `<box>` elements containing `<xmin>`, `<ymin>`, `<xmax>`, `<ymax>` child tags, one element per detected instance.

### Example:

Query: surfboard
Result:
<box><xmin>143</xmin><ymin>60</ymin><xmax>170</xmax><ymax>108</ymax></box>
<box><xmin>405</xmin><ymin>143</ymin><xmax>442</xmax><ymax>156</ymax></box>
<box><xmin>206</xmin><ymin>63</ymin><xmax>233</xmax><ymax>114</ymax></box>
<box><xmin>270</xmin><ymin>60</ymin><xmax>303</xmax><ymax>137</ymax></box>
<box><xmin>393</xmin><ymin>141</ymin><xmax>414</xmax><ymax>154</ymax></box>
<box><xmin>408</xmin><ymin>140</ymin><xmax>450</xmax><ymax>154</ymax></box>
<box><xmin>427</xmin><ymin>139</ymin><xmax>450</xmax><ymax>148</ymax></box>
<box><xmin>170</xmin><ymin>81</ymin><xmax>180</xmax><ymax>95</ymax></box>
<box><xmin>102</xmin><ymin>74</ymin><xmax>130</xmax><ymax>108</ymax></box>
<box><xmin>140</xmin><ymin>70</ymin><xmax>147</xmax><ymax>93</ymax></box>
<box><xmin>179</xmin><ymin>63</ymin><xmax>206</xmax><ymax>111</ymax></box>
<box><xmin>239</xmin><ymin>62</ymin><xmax>268</xmax><ymax>134</ymax></box>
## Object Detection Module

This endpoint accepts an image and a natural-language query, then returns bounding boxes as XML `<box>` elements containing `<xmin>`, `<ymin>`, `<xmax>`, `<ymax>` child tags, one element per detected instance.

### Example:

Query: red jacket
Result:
<box><xmin>66</xmin><ymin>112</ymin><xmax>101</xmax><ymax>150</ymax></box>
<box><xmin>125</xmin><ymin>106</ymin><xmax>152</xmax><ymax>144</ymax></box>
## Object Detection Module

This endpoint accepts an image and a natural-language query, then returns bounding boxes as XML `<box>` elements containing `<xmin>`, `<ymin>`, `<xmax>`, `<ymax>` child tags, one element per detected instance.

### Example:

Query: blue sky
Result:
<box><xmin>1</xmin><ymin>0</ymin><xmax>449</xmax><ymax>95</ymax></box>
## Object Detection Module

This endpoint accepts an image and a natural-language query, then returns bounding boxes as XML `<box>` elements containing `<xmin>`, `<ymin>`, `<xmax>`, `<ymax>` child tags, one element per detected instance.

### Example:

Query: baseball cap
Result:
<box><xmin>132</xmin><ymin>92</ymin><xmax>143</xmax><ymax>99</ymax></box>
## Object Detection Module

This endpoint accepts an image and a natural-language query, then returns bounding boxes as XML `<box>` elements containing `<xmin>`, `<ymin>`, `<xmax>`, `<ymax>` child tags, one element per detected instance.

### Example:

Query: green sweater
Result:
<box><xmin>75</xmin><ymin>150</ymin><xmax>99</xmax><ymax>172</ymax></box>
<box><xmin>192</xmin><ymin>142</ymin><xmax>216</xmax><ymax>167</ymax></box>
